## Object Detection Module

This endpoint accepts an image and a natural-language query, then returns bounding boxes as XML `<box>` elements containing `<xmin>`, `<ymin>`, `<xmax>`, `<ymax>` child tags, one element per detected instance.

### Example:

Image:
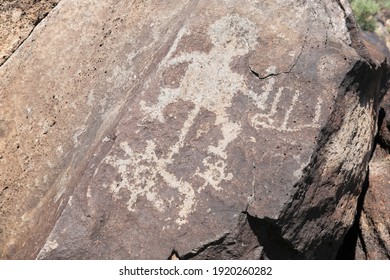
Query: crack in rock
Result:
<box><xmin>0</xmin><ymin>1</ymin><xmax>60</xmax><ymax>67</ymax></box>
<box><xmin>248</xmin><ymin>39</ymin><xmax>306</xmax><ymax>80</ymax></box>
<box><xmin>336</xmin><ymin>170</ymin><xmax>370</xmax><ymax>259</ymax></box>
<box><xmin>180</xmin><ymin>233</ymin><xmax>229</xmax><ymax>259</ymax></box>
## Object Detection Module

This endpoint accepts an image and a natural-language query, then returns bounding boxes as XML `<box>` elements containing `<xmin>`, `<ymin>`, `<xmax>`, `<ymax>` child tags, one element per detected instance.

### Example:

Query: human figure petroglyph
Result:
<box><xmin>104</xmin><ymin>14</ymin><xmax>324</xmax><ymax>224</ymax></box>
<box><xmin>141</xmin><ymin>14</ymin><xmax>261</xmax><ymax>169</ymax></box>
<box><xmin>105</xmin><ymin>15</ymin><xmax>260</xmax><ymax>225</ymax></box>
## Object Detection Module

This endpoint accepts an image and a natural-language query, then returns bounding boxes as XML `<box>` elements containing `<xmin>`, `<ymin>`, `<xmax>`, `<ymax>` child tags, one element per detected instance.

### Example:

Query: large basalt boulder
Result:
<box><xmin>0</xmin><ymin>0</ymin><xmax>389</xmax><ymax>259</ymax></box>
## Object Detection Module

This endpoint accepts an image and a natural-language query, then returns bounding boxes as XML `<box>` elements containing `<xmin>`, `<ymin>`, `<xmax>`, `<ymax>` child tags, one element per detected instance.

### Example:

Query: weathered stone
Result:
<box><xmin>378</xmin><ymin>92</ymin><xmax>390</xmax><ymax>151</ymax></box>
<box><xmin>335</xmin><ymin>34</ymin><xmax>390</xmax><ymax>260</ymax></box>
<box><xmin>0</xmin><ymin>0</ymin><xmax>60</xmax><ymax>66</ymax></box>
<box><xmin>357</xmin><ymin>91</ymin><xmax>390</xmax><ymax>260</ymax></box>
<box><xmin>359</xmin><ymin>154</ymin><xmax>390</xmax><ymax>260</ymax></box>
<box><xmin>0</xmin><ymin>0</ymin><xmax>389</xmax><ymax>259</ymax></box>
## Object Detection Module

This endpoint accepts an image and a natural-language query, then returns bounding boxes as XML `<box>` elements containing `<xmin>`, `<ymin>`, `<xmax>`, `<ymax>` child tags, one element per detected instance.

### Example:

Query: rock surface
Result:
<box><xmin>356</xmin><ymin>92</ymin><xmax>390</xmax><ymax>260</ymax></box>
<box><xmin>0</xmin><ymin>0</ymin><xmax>60</xmax><ymax>66</ymax></box>
<box><xmin>360</xmin><ymin>155</ymin><xmax>390</xmax><ymax>259</ymax></box>
<box><xmin>0</xmin><ymin>0</ymin><xmax>389</xmax><ymax>259</ymax></box>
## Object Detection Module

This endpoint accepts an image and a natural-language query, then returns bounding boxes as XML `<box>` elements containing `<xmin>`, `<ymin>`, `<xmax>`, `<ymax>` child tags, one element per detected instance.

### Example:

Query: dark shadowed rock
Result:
<box><xmin>359</xmin><ymin>156</ymin><xmax>390</xmax><ymax>259</ymax></box>
<box><xmin>378</xmin><ymin>93</ymin><xmax>390</xmax><ymax>152</ymax></box>
<box><xmin>0</xmin><ymin>0</ymin><xmax>389</xmax><ymax>259</ymax></box>
<box><xmin>356</xmin><ymin>92</ymin><xmax>390</xmax><ymax>260</ymax></box>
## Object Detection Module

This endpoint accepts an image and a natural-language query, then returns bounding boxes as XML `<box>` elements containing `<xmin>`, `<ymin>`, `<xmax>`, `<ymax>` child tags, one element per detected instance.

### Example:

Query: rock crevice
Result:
<box><xmin>0</xmin><ymin>0</ymin><xmax>60</xmax><ymax>67</ymax></box>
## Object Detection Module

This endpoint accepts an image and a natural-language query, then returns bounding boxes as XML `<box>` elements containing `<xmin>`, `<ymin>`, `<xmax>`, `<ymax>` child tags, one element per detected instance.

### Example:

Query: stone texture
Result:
<box><xmin>378</xmin><ymin>92</ymin><xmax>390</xmax><ymax>152</ymax></box>
<box><xmin>359</xmin><ymin>157</ymin><xmax>390</xmax><ymax>259</ymax></box>
<box><xmin>0</xmin><ymin>0</ymin><xmax>389</xmax><ymax>259</ymax></box>
<box><xmin>0</xmin><ymin>0</ymin><xmax>60</xmax><ymax>66</ymax></box>
<box><xmin>357</xmin><ymin>92</ymin><xmax>390</xmax><ymax>260</ymax></box>
<box><xmin>336</xmin><ymin>35</ymin><xmax>390</xmax><ymax>260</ymax></box>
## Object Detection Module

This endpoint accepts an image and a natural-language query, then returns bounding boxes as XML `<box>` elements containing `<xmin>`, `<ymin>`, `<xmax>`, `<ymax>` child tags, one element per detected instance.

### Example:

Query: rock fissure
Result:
<box><xmin>0</xmin><ymin>0</ymin><xmax>60</xmax><ymax>67</ymax></box>
<box><xmin>358</xmin><ymin>227</ymin><xmax>369</xmax><ymax>259</ymax></box>
<box><xmin>180</xmin><ymin>233</ymin><xmax>229</xmax><ymax>260</ymax></box>
<box><xmin>335</xmin><ymin>0</ymin><xmax>347</xmax><ymax>17</ymax></box>
<box><xmin>249</xmin><ymin>67</ymin><xmax>281</xmax><ymax>80</ymax></box>
<box><xmin>245</xmin><ymin>212</ymin><xmax>303</xmax><ymax>260</ymax></box>
<box><xmin>336</xmin><ymin>170</ymin><xmax>369</xmax><ymax>259</ymax></box>
<box><xmin>248</xmin><ymin>38</ymin><xmax>307</xmax><ymax>80</ymax></box>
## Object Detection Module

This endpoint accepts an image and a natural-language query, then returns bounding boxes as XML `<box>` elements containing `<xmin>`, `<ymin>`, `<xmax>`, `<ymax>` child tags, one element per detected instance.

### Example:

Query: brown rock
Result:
<box><xmin>357</xmin><ymin>91</ymin><xmax>390</xmax><ymax>260</ymax></box>
<box><xmin>378</xmin><ymin>93</ymin><xmax>390</xmax><ymax>151</ymax></box>
<box><xmin>0</xmin><ymin>0</ymin><xmax>389</xmax><ymax>259</ymax></box>
<box><xmin>359</xmin><ymin>155</ymin><xmax>390</xmax><ymax>259</ymax></box>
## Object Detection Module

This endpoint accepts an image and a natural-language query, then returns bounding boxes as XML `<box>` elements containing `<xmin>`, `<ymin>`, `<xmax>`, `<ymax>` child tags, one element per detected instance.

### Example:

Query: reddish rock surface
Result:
<box><xmin>0</xmin><ymin>0</ymin><xmax>389</xmax><ymax>259</ymax></box>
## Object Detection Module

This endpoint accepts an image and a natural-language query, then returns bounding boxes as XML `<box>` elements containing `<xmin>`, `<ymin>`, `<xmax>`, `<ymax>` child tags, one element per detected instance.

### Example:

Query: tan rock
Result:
<box><xmin>0</xmin><ymin>0</ymin><xmax>60</xmax><ymax>66</ymax></box>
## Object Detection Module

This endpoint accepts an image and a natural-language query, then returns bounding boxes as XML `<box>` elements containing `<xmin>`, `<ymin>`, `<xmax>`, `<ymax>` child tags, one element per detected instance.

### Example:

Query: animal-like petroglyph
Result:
<box><xmin>104</xmin><ymin>140</ymin><xmax>196</xmax><ymax>225</ymax></box>
<box><xmin>103</xmin><ymin>14</ymin><xmax>324</xmax><ymax>224</ymax></box>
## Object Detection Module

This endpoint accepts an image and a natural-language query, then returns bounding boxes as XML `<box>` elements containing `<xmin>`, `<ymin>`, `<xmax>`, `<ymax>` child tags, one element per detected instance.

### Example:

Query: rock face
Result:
<box><xmin>356</xmin><ymin>92</ymin><xmax>390</xmax><ymax>260</ymax></box>
<box><xmin>0</xmin><ymin>0</ymin><xmax>389</xmax><ymax>259</ymax></box>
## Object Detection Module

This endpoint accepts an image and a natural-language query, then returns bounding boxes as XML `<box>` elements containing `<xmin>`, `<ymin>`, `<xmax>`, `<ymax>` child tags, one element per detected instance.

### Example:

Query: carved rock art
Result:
<box><xmin>250</xmin><ymin>82</ymin><xmax>323</xmax><ymax>132</ymax></box>
<box><xmin>0</xmin><ymin>0</ymin><xmax>389</xmax><ymax>260</ymax></box>
<box><xmin>104</xmin><ymin>15</ymin><xmax>258</xmax><ymax>225</ymax></box>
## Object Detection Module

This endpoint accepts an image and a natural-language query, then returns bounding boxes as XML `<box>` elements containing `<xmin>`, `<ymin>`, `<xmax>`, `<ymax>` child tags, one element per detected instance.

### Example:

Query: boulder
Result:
<box><xmin>0</xmin><ymin>0</ymin><xmax>389</xmax><ymax>259</ymax></box>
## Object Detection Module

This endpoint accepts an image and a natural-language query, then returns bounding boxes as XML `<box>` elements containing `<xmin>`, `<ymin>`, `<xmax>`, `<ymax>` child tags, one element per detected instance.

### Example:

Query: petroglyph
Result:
<box><xmin>104</xmin><ymin>140</ymin><xmax>195</xmax><ymax>225</ymax></box>
<box><xmin>110</xmin><ymin>15</ymin><xmax>259</xmax><ymax>224</ymax></box>
<box><xmin>104</xmin><ymin>14</ymin><xmax>324</xmax><ymax>224</ymax></box>
<box><xmin>249</xmin><ymin>79</ymin><xmax>323</xmax><ymax>132</ymax></box>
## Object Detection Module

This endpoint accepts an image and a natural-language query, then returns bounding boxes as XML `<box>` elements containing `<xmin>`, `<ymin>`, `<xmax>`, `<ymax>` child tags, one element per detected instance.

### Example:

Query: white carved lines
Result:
<box><xmin>104</xmin><ymin>140</ymin><xmax>195</xmax><ymax>225</ymax></box>
<box><xmin>249</xmin><ymin>78</ymin><xmax>323</xmax><ymax>132</ymax></box>
<box><xmin>104</xmin><ymin>15</ymin><xmax>323</xmax><ymax>224</ymax></box>
<box><xmin>124</xmin><ymin>15</ymin><xmax>258</xmax><ymax>223</ymax></box>
<box><xmin>194</xmin><ymin>158</ymin><xmax>233</xmax><ymax>192</ymax></box>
